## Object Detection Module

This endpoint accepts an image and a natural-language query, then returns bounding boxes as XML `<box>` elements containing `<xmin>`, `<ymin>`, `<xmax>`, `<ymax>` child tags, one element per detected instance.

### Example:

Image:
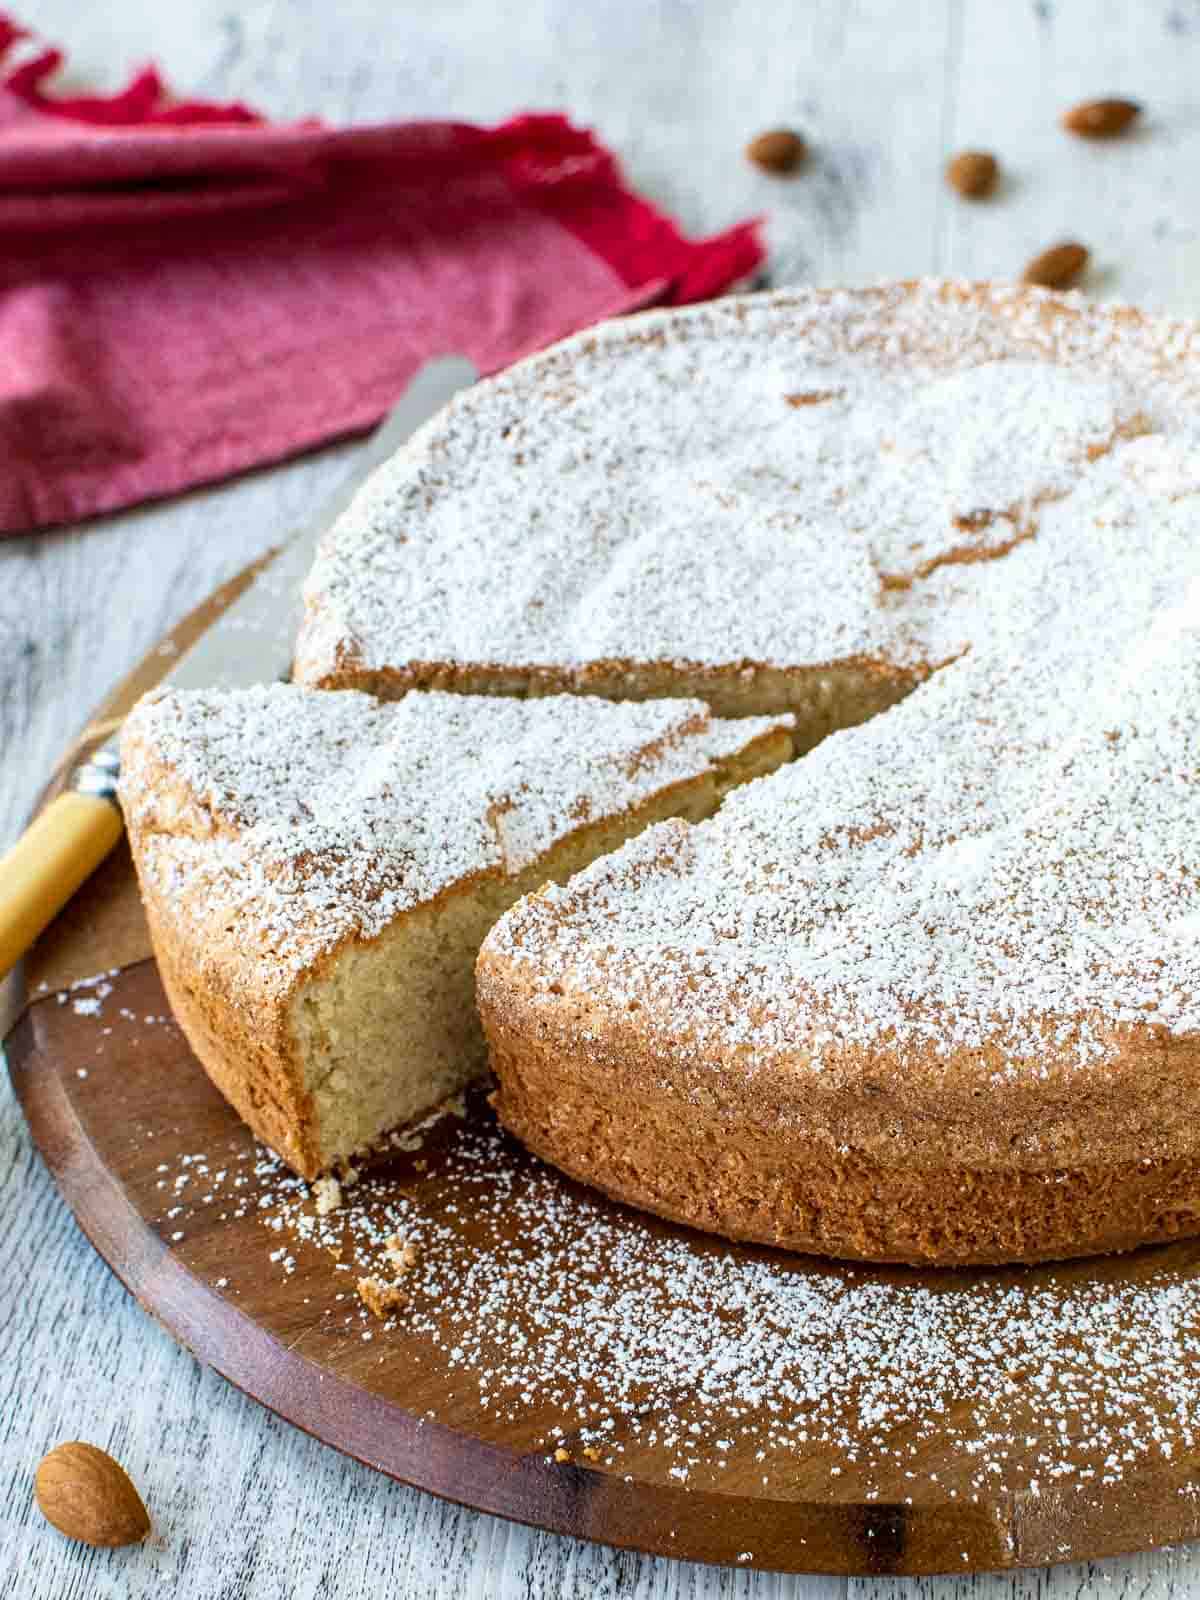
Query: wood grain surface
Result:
<box><xmin>3</xmin><ymin>2</ymin><xmax>1200</xmax><ymax>1596</ymax></box>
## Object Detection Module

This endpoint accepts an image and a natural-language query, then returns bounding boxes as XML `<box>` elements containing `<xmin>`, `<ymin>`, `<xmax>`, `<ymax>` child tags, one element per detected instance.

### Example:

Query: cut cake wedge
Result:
<box><xmin>119</xmin><ymin>685</ymin><xmax>791</xmax><ymax>1179</ymax></box>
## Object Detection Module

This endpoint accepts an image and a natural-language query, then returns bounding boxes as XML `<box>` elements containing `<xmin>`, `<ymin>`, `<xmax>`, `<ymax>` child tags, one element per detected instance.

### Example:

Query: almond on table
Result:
<box><xmin>34</xmin><ymin>1442</ymin><xmax>150</xmax><ymax>1549</ymax></box>
<box><xmin>1022</xmin><ymin>240</ymin><xmax>1089</xmax><ymax>288</ymax></box>
<box><xmin>1061</xmin><ymin>97</ymin><xmax>1141</xmax><ymax>137</ymax></box>
<box><xmin>945</xmin><ymin>150</ymin><xmax>999</xmax><ymax>197</ymax></box>
<box><xmin>745</xmin><ymin>127</ymin><xmax>806</xmax><ymax>174</ymax></box>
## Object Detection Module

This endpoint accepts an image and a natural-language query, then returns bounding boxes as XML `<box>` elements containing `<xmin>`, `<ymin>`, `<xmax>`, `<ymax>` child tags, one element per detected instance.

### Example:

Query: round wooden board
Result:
<box><xmin>8</xmin><ymin>581</ymin><xmax>1200</xmax><ymax>1580</ymax></box>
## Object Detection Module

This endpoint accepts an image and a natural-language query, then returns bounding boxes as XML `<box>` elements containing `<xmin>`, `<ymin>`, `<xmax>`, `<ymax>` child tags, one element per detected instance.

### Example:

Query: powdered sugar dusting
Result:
<box><xmin>151</xmin><ymin>1099</ymin><xmax>1200</xmax><ymax>1508</ymax></box>
<box><xmin>296</xmin><ymin>281</ymin><xmax>1199</xmax><ymax>688</ymax></box>
<box><xmin>118</xmin><ymin>686</ymin><xmax>787</xmax><ymax>993</ymax></box>
<box><xmin>487</xmin><ymin>428</ymin><xmax>1200</xmax><ymax>1118</ymax></box>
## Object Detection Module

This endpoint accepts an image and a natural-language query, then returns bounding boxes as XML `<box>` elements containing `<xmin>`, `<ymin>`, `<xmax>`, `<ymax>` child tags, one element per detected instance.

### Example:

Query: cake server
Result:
<box><xmin>0</xmin><ymin>356</ymin><xmax>479</xmax><ymax>989</ymax></box>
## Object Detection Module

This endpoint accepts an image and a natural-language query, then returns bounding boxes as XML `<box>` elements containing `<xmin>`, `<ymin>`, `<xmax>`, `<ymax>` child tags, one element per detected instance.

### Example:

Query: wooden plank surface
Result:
<box><xmin>3</xmin><ymin>2</ymin><xmax>1199</xmax><ymax>1595</ymax></box>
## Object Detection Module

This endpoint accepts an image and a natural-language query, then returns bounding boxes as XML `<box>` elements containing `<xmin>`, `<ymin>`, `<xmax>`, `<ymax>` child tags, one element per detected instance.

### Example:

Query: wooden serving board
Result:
<box><xmin>8</xmin><ymin>573</ymin><xmax>1200</xmax><ymax>1580</ymax></box>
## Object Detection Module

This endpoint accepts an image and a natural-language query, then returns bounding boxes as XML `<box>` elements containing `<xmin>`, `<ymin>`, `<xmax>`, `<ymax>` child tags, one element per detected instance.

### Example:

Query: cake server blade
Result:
<box><xmin>162</xmin><ymin>354</ymin><xmax>479</xmax><ymax>693</ymax></box>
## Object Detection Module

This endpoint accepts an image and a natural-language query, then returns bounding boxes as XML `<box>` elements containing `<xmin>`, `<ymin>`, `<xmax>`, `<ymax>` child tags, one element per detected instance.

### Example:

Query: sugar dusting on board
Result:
<box><xmin>144</xmin><ymin>1095</ymin><xmax>1200</xmax><ymax>1509</ymax></box>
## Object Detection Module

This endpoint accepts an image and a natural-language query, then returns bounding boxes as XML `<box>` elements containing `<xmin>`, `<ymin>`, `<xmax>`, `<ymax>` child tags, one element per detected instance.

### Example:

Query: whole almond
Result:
<box><xmin>1062</xmin><ymin>98</ymin><xmax>1141</xmax><ymax>138</ymax></box>
<box><xmin>34</xmin><ymin>1442</ymin><xmax>150</xmax><ymax>1548</ymax></box>
<box><xmin>945</xmin><ymin>150</ymin><xmax>998</xmax><ymax>198</ymax></box>
<box><xmin>1022</xmin><ymin>241</ymin><xmax>1089</xmax><ymax>289</ymax></box>
<box><xmin>746</xmin><ymin>128</ymin><xmax>806</xmax><ymax>175</ymax></box>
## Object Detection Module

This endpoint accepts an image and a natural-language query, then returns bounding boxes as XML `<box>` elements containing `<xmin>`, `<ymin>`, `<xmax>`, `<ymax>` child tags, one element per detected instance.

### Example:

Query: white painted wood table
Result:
<box><xmin>2</xmin><ymin>2</ymin><xmax>1199</xmax><ymax>1594</ymax></box>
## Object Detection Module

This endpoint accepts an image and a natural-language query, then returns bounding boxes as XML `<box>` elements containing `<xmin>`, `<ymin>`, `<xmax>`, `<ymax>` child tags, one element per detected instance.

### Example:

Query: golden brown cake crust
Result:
<box><xmin>479</xmin><ymin>953</ymin><xmax>1200</xmax><ymax>1266</ymax></box>
<box><xmin>142</xmin><ymin>889</ymin><xmax>322</xmax><ymax>1178</ymax></box>
<box><xmin>477</xmin><ymin>939</ymin><xmax>1200</xmax><ymax>1174</ymax></box>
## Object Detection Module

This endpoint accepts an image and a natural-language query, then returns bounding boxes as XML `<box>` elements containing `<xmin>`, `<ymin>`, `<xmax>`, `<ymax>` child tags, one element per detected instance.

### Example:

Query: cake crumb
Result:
<box><xmin>356</xmin><ymin>1276</ymin><xmax>410</xmax><ymax>1319</ymax></box>
<box><xmin>553</xmin><ymin>1447</ymin><xmax>571</xmax><ymax>1464</ymax></box>
<box><xmin>355</xmin><ymin>1233</ymin><xmax>422</xmax><ymax>1318</ymax></box>
<box><xmin>312</xmin><ymin>1176</ymin><xmax>342</xmax><ymax>1217</ymax></box>
<box><xmin>383</xmin><ymin>1234</ymin><xmax>420</xmax><ymax>1272</ymax></box>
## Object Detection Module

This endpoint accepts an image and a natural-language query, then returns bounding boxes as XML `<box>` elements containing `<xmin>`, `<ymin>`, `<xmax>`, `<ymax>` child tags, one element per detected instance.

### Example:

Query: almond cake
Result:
<box><xmin>132</xmin><ymin>281</ymin><xmax>1199</xmax><ymax>1264</ymax></box>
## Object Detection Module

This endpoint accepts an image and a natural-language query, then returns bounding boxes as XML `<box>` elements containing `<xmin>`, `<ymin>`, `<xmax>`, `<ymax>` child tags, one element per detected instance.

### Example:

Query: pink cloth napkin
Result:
<box><xmin>0</xmin><ymin>16</ymin><xmax>763</xmax><ymax>535</ymax></box>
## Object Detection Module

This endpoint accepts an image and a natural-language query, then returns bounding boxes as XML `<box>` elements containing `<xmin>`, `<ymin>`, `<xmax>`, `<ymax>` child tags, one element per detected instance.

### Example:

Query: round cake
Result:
<box><xmin>302</xmin><ymin>280</ymin><xmax>1200</xmax><ymax>1266</ymax></box>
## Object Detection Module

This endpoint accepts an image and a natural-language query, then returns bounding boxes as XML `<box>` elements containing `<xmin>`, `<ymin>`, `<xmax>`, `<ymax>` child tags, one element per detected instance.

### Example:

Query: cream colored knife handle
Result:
<box><xmin>0</xmin><ymin>755</ymin><xmax>124</xmax><ymax>980</ymax></box>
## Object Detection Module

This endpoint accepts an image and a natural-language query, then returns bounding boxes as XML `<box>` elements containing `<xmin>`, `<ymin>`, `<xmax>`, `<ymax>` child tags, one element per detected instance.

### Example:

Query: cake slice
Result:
<box><xmin>119</xmin><ymin>685</ymin><xmax>791</xmax><ymax>1179</ymax></box>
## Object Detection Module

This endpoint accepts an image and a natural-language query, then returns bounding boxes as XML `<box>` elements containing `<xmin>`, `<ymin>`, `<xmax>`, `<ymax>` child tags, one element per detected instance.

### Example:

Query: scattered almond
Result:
<box><xmin>745</xmin><ymin>127</ymin><xmax>806</xmax><ymax>175</ymax></box>
<box><xmin>1062</xmin><ymin>97</ymin><xmax>1141</xmax><ymax>138</ymax></box>
<box><xmin>1022</xmin><ymin>241</ymin><xmax>1089</xmax><ymax>289</ymax></box>
<box><xmin>945</xmin><ymin>150</ymin><xmax>998</xmax><ymax>198</ymax></box>
<box><xmin>34</xmin><ymin>1442</ymin><xmax>150</xmax><ymax>1548</ymax></box>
